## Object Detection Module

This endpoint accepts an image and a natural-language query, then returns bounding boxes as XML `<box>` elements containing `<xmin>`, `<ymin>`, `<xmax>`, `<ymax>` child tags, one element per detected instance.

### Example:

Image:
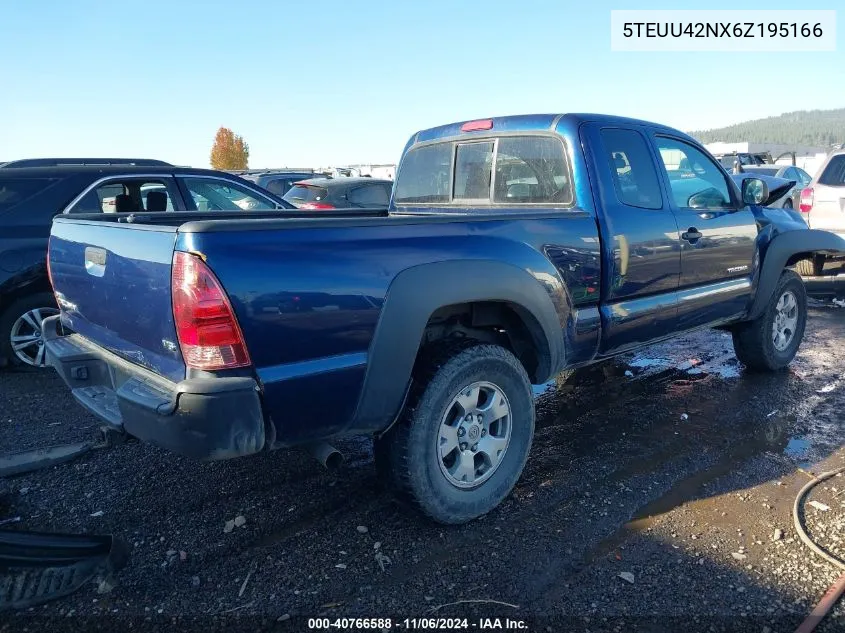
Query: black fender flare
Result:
<box><xmin>350</xmin><ymin>260</ymin><xmax>567</xmax><ymax>433</ymax></box>
<box><xmin>749</xmin><ymin>229</ymin><xmax>845</xmax><ymax>319</ymax></box>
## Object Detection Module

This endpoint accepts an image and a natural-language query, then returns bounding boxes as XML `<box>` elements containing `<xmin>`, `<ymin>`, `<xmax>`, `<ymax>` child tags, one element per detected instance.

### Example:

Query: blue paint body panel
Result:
<box><xmin>47</xmin><ymin>113</ymin><xmax>815</xmax><ymax>449</ymax></box>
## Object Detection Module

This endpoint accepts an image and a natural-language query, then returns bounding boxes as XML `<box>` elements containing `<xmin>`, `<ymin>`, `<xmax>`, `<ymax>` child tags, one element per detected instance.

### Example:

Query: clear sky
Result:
<box><xmin>0</xmin><ymin>0</ymin><xmax>841</xmax><ymax>168</ymax></box>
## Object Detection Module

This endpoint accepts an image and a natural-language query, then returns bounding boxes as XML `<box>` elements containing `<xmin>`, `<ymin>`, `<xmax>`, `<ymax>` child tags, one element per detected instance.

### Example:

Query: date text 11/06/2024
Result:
<box><xmin>307</xmin><ymin>617</ymin><xmax>529</xmax><ymax>630</ymax></box>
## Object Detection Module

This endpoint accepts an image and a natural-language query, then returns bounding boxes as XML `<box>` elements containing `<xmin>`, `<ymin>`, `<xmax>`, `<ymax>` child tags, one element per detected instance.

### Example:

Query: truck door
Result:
<box><xmin>650</xmin><ymin>135</ymin><xmax>758</xmax><ymax>330</ymax></box>
<box><xmin>582</xmin><ymin>124</ymin><xmax>681</xmax><ymax>355</ymax></box>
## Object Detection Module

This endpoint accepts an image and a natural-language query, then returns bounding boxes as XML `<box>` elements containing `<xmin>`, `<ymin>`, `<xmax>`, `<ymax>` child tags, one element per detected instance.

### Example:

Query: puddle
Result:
<box><xmin>784</xmin><ymin>436</ymin><xmax>812</xmax><ymax>466</ymax></box>
<box><xmin>533</xmin><ymin>381</ymin><xmax>556</xmax><ymax>398</ymax></box>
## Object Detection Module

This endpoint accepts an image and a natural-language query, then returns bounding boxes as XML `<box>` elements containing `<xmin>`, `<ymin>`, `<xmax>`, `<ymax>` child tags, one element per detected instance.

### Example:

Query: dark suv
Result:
<box><xmin>234</xmin><ymin>170</ymin><xmax>318</xmax><ymax>198</ymax></box>
<box><xmin>283</xmin><ymin>177</ymin><xmax>394</xmax><ymax>209</ymax></box>
<box><xmin>0</xmin><ymin>159</ymin><xmax>290</xmax><ymax>368</ymax></box>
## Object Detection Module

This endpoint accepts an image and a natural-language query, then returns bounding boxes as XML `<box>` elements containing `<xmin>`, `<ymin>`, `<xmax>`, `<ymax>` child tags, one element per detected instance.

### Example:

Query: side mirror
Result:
<box><xmin>741</xmin><ymin>177</ymin><xmax>769</xmax><ymax>206</ymax></box>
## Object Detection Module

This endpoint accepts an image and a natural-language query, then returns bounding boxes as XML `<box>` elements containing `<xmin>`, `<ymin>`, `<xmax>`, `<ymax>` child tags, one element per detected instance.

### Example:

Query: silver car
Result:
<box><xmin>735</xmin><ymin>164</ymin><xmax>812</xmax><ymax>209</ymax></box>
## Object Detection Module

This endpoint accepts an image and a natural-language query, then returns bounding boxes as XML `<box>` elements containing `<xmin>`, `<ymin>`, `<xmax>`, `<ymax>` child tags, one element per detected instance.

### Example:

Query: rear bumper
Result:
<box><xmin>42</xmin><ymin>315</ymin><xmax>266</xmax><ymax>460</ymax></box>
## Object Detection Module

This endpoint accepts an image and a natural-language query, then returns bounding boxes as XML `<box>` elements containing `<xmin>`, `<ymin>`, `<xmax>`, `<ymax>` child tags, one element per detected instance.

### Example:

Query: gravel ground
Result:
<box><xmin>1</xmin><ymin>303</ymin><xmax>844</xmax><ymax>632</ymax></box>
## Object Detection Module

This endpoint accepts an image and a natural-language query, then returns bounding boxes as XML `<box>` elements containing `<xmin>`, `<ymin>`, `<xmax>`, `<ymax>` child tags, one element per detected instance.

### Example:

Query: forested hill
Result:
<box><xmin>690</xmin><ymin>108</ymin><xmax>845</xmax><ymax>147</ymax></box>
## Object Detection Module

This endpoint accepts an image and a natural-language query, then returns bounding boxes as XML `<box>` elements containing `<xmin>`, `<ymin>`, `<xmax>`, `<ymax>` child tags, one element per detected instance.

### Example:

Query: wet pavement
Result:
<box><xmin>1</xmin><ymin>303</ymin><xmax>844</xmax><ymax>632</ymax></box>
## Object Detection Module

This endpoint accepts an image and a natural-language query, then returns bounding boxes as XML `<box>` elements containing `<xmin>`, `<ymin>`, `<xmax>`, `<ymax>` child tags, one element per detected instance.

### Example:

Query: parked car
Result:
<box><xmin>236</xmin><ymin>170</ymin><xmax>318</xmax><ymax>198</ymax></box>
<box><xmin>44</xmin><ymin>114</ymin><xmax>845</xmax><ymax>524</ymax></box>
<box><xmin>793</xmin><ymin>149</ymin><xmax>845</xmax><ymax>276</ymax></box>
<box><xmin>729</xmin><ymin>172</ymin><xmax>797</xmax><ymax>211</ymax></box>
<box><xmin>283</xmin><ymin>177</ymin><xmax>393</xmax><ymax>209</ymax></box>
<box><xmin>731</xmin><ymin>165</ymin><xmax>811</xmax><ymax>209</ymax></box>
<box><xmin>0</xmin><ymin>160</ymin><xmax>291</xmax><ymax>368</ymax></box>
<box><xmin>713</xmin><ymin>152</ymin><xmax>772</xmax><ymax>169</ymax></box>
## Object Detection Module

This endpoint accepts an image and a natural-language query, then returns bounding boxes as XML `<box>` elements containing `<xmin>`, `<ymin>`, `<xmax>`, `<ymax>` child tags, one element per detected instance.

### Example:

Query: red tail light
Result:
<box><xmin>799</xmin><ymin>187</ymin><xmax>814</xmax><ymax>214</ymax></box>
<box><xmin>171</xmin><ymin>251</ymin><xmax>251</xmax><ymax>370</ymax></box>
<box><xmin>299</xmin><ymin>202</ymin><xmax>335</xmax><ymax>210</ymax></box>
<box><xmin>461</xmin><ymin>119</ymin><xmax>494</xmax><ymax>132</ymax></box>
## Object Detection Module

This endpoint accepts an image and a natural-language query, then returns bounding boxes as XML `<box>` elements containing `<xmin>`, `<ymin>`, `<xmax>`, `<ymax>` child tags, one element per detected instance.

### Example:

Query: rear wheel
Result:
<box><xmin>732</xmin><ymin>270</ymin><xmax>806</xmax><ymax>372</ymax></box>
<box><xmin>0</xmin><ymin>293</ymin><xmax>59</xmax><ymax>369</ymax></box>
<box><xmin>782</xmin><ymin>198</ymin><xmax>793</xmax><ymax>210</ymax></box>
<box><xmin>375</xmin><ymin>342</ymin><xmax>534</xmax><ymax>524</ymax></box>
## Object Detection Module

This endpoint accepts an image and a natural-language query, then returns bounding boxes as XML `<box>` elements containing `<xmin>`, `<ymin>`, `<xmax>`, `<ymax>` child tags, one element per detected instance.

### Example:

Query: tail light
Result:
<box><xmin>799</xmin><ymin>187</ymin><xmax>814</xmax><ymax>214</ymax></box>
<box><xmin>171</xmin><ymin>251</ymin><xmax>251</xmax><ymax>370</ymax></box>
<box><xmin>299</xmin><ymin>202</ymin><xmax>335</xmax><ymax>210</ymax></box>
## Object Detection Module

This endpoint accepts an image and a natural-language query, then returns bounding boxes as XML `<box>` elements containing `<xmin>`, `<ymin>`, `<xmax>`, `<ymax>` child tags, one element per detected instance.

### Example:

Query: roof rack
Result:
<box><xmin>0</xmin><ymin>158</ymin><xmax>172</xmax><ymax>168</ymax></box>
<box><xmin>226</xmin><ymin>168</ymin><xmax>315</xmax><ymax>175</ymax></box>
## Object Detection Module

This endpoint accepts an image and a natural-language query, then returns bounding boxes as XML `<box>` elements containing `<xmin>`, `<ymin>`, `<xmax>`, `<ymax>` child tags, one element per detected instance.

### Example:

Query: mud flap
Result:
<box><xmin>0</xmin><ymin>530</ymin><xmax>128</xmax><ymax>611</ymax></box>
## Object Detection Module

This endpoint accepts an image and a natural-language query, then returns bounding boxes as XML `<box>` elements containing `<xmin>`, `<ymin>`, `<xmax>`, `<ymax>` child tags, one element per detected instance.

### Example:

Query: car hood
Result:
<box><xmin>730</xmin><ymin>173</ymin><xmax>795</xmax><ymax>206</ymax></box>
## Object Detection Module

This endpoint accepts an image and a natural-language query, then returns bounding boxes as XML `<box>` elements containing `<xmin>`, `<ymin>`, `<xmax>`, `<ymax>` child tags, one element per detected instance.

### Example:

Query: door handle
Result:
<box><xmin>682</xmin><ymin>227</ymin><xmax>702</xmax><ymax>243</ymax></box>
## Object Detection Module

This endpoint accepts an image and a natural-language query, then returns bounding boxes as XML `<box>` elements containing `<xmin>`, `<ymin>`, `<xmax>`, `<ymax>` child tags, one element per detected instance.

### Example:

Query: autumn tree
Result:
<box><xmin>210</xmin><ymin>127</ymin><xmax>250</xmax><ymax>170</ymax></box>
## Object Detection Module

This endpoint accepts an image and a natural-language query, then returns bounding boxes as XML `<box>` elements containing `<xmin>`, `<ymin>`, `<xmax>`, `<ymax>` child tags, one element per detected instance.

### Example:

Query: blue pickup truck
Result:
<box><xmin>44</xmin><ymin>113</ymin><xmax>845</xmax><ymax>524</ymax></box>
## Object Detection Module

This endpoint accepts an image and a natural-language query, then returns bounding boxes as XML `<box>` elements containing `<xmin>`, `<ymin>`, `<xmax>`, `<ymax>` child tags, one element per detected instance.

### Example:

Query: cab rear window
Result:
<box><xmin>393</xmin><ymin>135</ymin><xmax>572</xmax><ymax>206</ymax></box>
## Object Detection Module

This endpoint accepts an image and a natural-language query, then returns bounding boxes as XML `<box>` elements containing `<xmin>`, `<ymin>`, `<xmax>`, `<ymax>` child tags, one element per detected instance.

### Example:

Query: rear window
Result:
<box><xmin>747</xmin><ymin>167</ymin><xmax>779</xmax><ymax>177</ymax></box>
<box><xmin>819</xmin><ymin>155</ymin><xmax>845</xmax><ymax>186</ymax></box>
<box><xmin>394</xmin><ymin>135</ymin><xmax>572</xmax><ymax>206</ymax></box>
<box><xmin>0</xmin><ymin>178</ymin><xmax>57</xmax><ymax>211</ymax></box>
<box><xmin>283</xmin><ymin>184</ymin><xmax>329</xmax><ymax>203</ymax></box>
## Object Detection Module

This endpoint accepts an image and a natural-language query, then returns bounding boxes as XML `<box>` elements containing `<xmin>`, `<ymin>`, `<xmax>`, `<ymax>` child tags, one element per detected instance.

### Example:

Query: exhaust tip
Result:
<box><xmin>306</xmin><ymin>442</ymin><xmax>344</xmax><ymax>470</ymax></box>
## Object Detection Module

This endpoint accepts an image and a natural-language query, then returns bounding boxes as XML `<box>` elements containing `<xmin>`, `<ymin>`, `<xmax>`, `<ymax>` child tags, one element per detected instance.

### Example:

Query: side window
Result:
<box><xmin>818</xmin><ymin>155</ymin><xmax>845</xmax><ymax>186</ymax></box>
<box><xmin>181</xmin><ymin>178</ymin><xmax>275</xmax><ymax>211</ymax></box>
<box><xmin>348</xmin><ymin>183</ymin><xmax>390</xmax><ymax>206</ymax></box>
<box><xmin>265</xmin><ymin>178</ymin><xmax>296</xmax><ymax>197</ymax></box>
<box><xmin>69</xmin><ymin>179</ymin><xmax>175</xmax><ymax>213</ymax></box>
<box><xmin>493</xmin><ymin>136</ymin><xmax>572</xmax><ymax>204</ymax></box>
<box><xmin>453</xmin><ymin>141</ymin><xmax>494</xmax><ymax>201</ymax></box>
<box><xmin>599</xmin><ymin>129</ymin><xmax>663</xmax><ymax>210</ymax></box>
<box><xmin>655</xmin><ymin>137</ymin><xmax>733</xmax><ymax>210</ymax></box>
<box><xmin>393</xmin><ymin>143</ymin><xmax>452</xmax><ymax>204</ymax></box>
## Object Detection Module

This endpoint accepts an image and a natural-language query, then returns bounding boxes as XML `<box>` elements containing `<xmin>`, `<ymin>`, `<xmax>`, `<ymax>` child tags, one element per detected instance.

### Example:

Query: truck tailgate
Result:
<box><xmin>48</xmin><ymin>219</ymin><xmax>184</xmax><ymax>382</ymax></box>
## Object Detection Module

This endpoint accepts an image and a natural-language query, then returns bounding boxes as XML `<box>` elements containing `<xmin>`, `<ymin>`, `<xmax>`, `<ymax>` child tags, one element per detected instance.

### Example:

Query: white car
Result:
<box><xmin>796</xmin><ymin>150</ymin><xmax>845</xmax><ymax>275</ymax></box>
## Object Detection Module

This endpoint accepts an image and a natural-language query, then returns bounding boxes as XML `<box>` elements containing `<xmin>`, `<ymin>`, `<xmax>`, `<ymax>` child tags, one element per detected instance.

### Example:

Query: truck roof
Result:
<box><xmin>412</xmin><ymin>113</ymin><xmax>691</xmax><ymax>145</ymax></box>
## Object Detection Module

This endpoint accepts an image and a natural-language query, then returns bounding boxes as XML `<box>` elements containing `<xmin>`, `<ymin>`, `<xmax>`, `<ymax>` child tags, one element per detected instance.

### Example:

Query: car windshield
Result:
<box><xmin>283</xmin><ymin>185</ymin><xmax>329</xmax><ymax>203</ymax></box>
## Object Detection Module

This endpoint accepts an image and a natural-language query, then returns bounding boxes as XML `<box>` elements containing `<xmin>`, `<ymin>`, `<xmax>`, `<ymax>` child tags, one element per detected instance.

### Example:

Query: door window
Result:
<box><xmin>69</xmin><ymin>178</ymin><xmax>176</xmax><ymax>213</ymax></box>
<box><xmin>655</xmin><ymin>137</ymin><xmax>734</xmax><ymax>210</ymax></box>
<box><xmin>181</xmin><ymin>178</ymin><xmax>275</xmax><ymax>211</ymax></box>
<box><xmin>599</xmin><ymin>129</ymin><xmax>663</xmax><ymax>210</ymax></box>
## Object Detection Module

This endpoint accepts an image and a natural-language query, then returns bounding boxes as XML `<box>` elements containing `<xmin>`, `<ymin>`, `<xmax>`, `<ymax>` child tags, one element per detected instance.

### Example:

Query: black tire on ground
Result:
<box><xmin>732</xmin><ymin>270</ymin><xmax>807</xmax><ymax>372</ymax></box>
<box><xmin>0</xmin><ymin>292</ymin><xmax>58</xmax><ymax>369</ymax></box>
<box><xmin>794</xmin><ymin>257</ymin><xmax>823</xmax><ymax>277</ymax></box>
<box><xmin>783</xmin><ymin>198</ymin><xmax>793</xmax><ymax>210</ymax></box>
<box><xmin>374</xmin><ymin>341</ymin><xmax>535</xmax><ymax>525</ymax></box>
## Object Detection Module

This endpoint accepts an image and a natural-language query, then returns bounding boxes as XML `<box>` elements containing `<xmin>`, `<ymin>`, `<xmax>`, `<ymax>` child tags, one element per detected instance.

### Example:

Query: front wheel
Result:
<box><xmin>375</xmin><ymin>342</ymin><xmax>535</xmax><ymax>524</ymax></box>
<box><xmin>732</xmin><ymin>270</ymin><xmax>807</xmax><ymax>372</ymax></box>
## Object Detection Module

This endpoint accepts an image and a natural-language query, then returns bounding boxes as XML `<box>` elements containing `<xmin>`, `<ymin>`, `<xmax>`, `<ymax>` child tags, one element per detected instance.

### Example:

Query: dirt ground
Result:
<box><xmin>1</xmin><ymin>303</ymin><xmax>844</xmax><ymax>632</ymax></box>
